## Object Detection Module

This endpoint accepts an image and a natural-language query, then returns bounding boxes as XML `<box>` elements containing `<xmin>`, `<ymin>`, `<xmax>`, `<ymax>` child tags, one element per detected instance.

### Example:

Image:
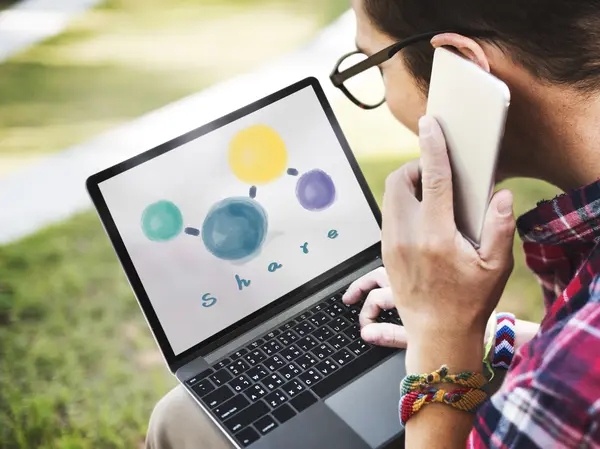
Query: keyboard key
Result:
<box><xmin>262</xmin><ymin>340</ymin><xmax>282</xmax><ymax>356</ymax></box>
<box><xmin>282</xmin><ymin>319</ymin><xmax>297</xmax><ymax>330</ymax></box>
<box><xmin>324</xmin><ymin>303</ymin><xmax>345</xmax><ymax>318</ymax></box>
<box><xmin>294</xmin><ymin>321</ymin><xmax>315</xmax><ymax>337</ymax></box>
<box><xmin>210</xmin><ymin>369</ymin><xmax>233</xmax><ymax>387</ymax></box>
<box><xmin>264</xmin><ymin>330</ymin><xmax>281</xmax><ymax>341</ymax></box>
<box><xmin>279</xmin><ymin>330</ymin><xmax>298</xmax><ymax>346</ymax></box>
<box><xmin>273</xmin><ymin>403</ymin><xmax>296</xmax><ymax>424</ymax></box>
<box><xmin>299</xmin><ymin>368</ymin><xmax>322</xmax><ymax>387</ymax></box>
<box><xmin>344</xmin><ymin>308</ymin><xmax>360</xmax><ymax>322</ymax></box>
<box><xmin>297</xmin><ymin>312</ymin><xmax>312</xmax><ymax>321</ymax></box>
<box><xmin>279</xmin><ymin>363</ymin><xmax>301</xmax><ymax>381</ymax></box>
<box><xmin>282</xmin><ymin>379</ymin><xmax>305</xmax><ymax>397</ymax></box>
<box><xmin>231</xmin><ymin>348</ymin><xmax>249</xmax><ymax>360</ymax></box>
<box><xmin>185</xmin><ymin>369</ymin><xmax>213</xmax><ymax>386</ymax></box>
<box><xmin>255</xmin><ymin>415</ymin><xmax>278</xmax><ymax>435</ymax></box>
<box><xmin>290</xmin><ymin>390</ymin><xmax>318</xmax><ymax>412</ymax></box>
<box><xmin>264</xmin><ymin>389</ymin><xmax>288</xmax><ymax>408</ymax></box>
<box><xmin>214</xmin><ymin>358</ymin><xmax>230</xmax><ymax>371</ymax></box>
<box><xmin>191</xmin><ymin>378</ymin><xmax>215</xmax><ymax>397</ymax></box>
<box><xmin>313</xmin><ymin>326</ymin><xmax>333</xmax><ymax>342</ymax></box>
<box><xmin>313</xmin><ymin>343</ymin><xmax>334</xmax><ymax>360</ymax></box>
<box><xmin>330</xmin><ymin>316</ymin><xmax>351</xmax><ymax>333</ymax></box>
<box><xmin>228</xmin><ymin>360</ymin><xmax>250</xmax><ymax>376</ymax></box>
<box><xmin>333</xmin><ymin>348</ymin><xmax>355</xmax><ymax>367</ymax></box>
<box><xmin>327</xmin><ymin>295</ymin><xmax>339</xmax><ymax>304</ymax></box>
<box><xmin>246</xmin><ymin>384</ymin><xmax>267</xmax><ymax>402</ymax></box>
<box><xmin>249</xmin><ymin>338</ymin><xmax>265</xmax><ymax>350</ymax></box>
<box><xmin>204</xmin><ymin>385</ymin><xmax>235</xmax><ymax>409</ymax></box>
<box><xmin>230</xmin><ymin>374</ymin><xmax>252</xmax><ymax>393</ymax></box>
<box><xmin>297</xmin><ymin>335</ymin><xmax>318</xmax><ymax>352</ymax></box>
<box><xmin>280</xmin><ymin>345</ymin><xmax>302</xmax><ymax>362</ymax></box>
<box><xmin>246</xmin><ymin>364</ymin><xmax>270</xmax><ymax>382</ymax></box>
<box><xmin>343</xmin><ymin>323</ymin><xmax>361</xmax><ymax>341</ymax></box>
<box><xmin>214</xmin><ymin>394</ymin><xmax>250</xmax><ymax>421</ymax></box>
<box><xmin>244</xmin><ymin>349</ymin><xmax>266</xmax><ymax>366</ymax></box>
<box><xmin>316</xmin><ymin>359</ymin><xmax>339</xmax><ymax>377</ymax></box>
<box><xmin>313</xmin><ymin>347</ymin><xmax>397</xmax><ymax>399</ymax></box>
<box><xmin>310</xmin><ymin>302</ymin><xmax>327</xmax><ymax>314</ymax></box>
<box><xmin>235</xmin><ymin>427</ymin><xmax>259</xmax><ymax>447</ymax></box>
<box><xmin>224</xmin><ymin>401</ymin><xmax>269</xmax><ymax>433</ymax></box>
<box><xmin>264</xmin><ymin>355</ymin><xmax>285</xmax><ymax>372</ymax></box>
<box><xmin>329</xmin><ymin>334</ymin><xmax>350</xmax><ymax>351</ymax></box>
<box><xmin>309</xmin><ymin>312</ymin><xmax>330</xmax><ymax>327</ymax></box>
<box><xmin>263</xmin><ymin>373</ymin><xmax>285</xmax><ymax>391</ymax></box>
<box><xmin>296</xmin><ymin>353</ymin><xmax>318</xmax><ymax>370</ymax></box>
<box><xmin>348</xmin><ymin>339</ymin><xmax>370</xmax><ymax>357</ymax></box>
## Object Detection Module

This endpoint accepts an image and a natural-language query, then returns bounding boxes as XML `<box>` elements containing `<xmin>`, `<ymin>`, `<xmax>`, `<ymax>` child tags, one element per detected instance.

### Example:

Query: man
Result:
<box><xmin>146</xmin><ymin>0</ymin><xmax>600</xmax><ymax>447</ymax></box>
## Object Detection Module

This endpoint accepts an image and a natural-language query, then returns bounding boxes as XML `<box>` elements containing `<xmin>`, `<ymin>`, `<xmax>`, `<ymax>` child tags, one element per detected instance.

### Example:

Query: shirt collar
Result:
<box><xmin>517</xmin><ymin>180</ymin><xmax>600</xmax><ymax>245</ymax></box>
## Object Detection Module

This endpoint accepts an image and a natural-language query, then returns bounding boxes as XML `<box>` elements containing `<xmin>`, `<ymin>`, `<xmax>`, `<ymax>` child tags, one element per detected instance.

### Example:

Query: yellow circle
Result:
<box><xmin>228</xmin><ymin>124</ymin><xmax>288</xmax><ymax>185</ymax></box>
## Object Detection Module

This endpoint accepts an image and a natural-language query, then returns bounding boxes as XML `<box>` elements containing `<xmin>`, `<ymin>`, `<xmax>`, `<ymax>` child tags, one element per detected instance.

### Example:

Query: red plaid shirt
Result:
<box><xmin>468</xmin><ymin>181</ymin><xmax>600</xmax><ymax>448</ymax></box>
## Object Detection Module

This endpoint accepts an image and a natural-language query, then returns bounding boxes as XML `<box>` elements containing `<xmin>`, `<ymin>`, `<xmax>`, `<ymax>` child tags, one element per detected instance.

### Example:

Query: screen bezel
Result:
<box><xmin>86</xmin><ymin>77</ymin><xmax>382</xmax><ymax>371</ymax></box>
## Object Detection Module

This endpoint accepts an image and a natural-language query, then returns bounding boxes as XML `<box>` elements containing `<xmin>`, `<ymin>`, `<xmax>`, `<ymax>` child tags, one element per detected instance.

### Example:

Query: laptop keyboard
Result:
<box><xmin>185</xmin><ymin>289</ymin><xmax>402</xmax><ymax>447</ymax></box>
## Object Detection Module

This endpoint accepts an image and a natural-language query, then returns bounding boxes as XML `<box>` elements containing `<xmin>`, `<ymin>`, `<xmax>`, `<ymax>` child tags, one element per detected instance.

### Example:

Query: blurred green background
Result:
<box><xmin>0</xmin><ymin>0</ymin><xmax>559</xmax><ymax>448</ymax></box>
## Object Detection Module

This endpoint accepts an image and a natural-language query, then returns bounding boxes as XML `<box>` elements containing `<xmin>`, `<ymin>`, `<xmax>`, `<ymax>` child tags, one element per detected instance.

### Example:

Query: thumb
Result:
<box><xmin>479</xmin><ymin>189</ymin><xmax>516</xmax><ymax>264</ymax></box>
<box><xmin>361</xmin><ymin>323</ymin><xmax>407</xmax><ymax>348</ymax></box>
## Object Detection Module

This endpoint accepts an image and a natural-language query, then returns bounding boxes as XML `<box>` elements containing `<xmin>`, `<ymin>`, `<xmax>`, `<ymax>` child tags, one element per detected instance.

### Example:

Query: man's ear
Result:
<box><xmin>430</xmin><ymin>33</ymin><xmax>490</xmax><ymax>72</ymax></box>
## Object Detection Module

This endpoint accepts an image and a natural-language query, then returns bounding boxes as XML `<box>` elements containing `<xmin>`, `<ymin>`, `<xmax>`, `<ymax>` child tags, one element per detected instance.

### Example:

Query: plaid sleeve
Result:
<box><xmin>467</xmin><ymin>276</ymin><xmax>600</xmax><ymax>448</ymax></box>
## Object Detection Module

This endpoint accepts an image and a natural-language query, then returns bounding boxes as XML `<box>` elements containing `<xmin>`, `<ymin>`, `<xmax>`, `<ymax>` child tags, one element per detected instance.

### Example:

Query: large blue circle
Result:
<box><xmin>201</xmin><ymin>197</ymin><xmax>268</xmax><ymax>261</ymax></box>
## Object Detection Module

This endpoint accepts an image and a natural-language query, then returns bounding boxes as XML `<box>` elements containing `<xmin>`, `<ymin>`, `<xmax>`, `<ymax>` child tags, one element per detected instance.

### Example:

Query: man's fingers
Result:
<box><xmin>361</xmin><ymin>323</ymin><xmax>407</xmax><ymax>348</ymax></box>
<box><xmin>359</xmin><ymin>288</ymin><xmax>395</xmax><ymax>327</ymax></box>
<box><xmin>479</xmin><ymin>189</ymin><xmax>516</xmax><ymax>265</ymax></box>
<box><xmin>343</xmin><ymin>267</ymin><xmax>389</xmax><ymax>304</ymax></box>
<box><xmin>418</xmin><ymin>116</ymin><xmax>454</xmax><ymax>220</ymax></box>
<box><xmin>383</xmin><ymin>159</ymin><xmax>421</xmax><ymax>208</ymax></box>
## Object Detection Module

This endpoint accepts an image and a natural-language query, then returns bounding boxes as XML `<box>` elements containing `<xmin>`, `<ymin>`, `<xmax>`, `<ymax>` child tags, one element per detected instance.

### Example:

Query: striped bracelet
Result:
<box><xmin>492</xmin><ymin>313</ymin><xmax>516</xmax><ymax>369</ymax></box>
<box><xmin>399</xmin><ymin>387</ymin><xmax>488</xmax><ymax>426</ymax></box>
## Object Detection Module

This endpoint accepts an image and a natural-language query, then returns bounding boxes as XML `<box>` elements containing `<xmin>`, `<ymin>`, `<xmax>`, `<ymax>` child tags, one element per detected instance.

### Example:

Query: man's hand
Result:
<box><xmin>382</xmin><ymin>114</ymin><xmax>517</xmax><ymax>449</ymax></box>
<box><xmin>382</xmin><ymin>115</ymin><xmax>517</xmax><ymax>364</ymax></box>
<box><xmin>342</xmin><ymin>268</ymin><xmax>407</xmax><ymax>348</ymax></box>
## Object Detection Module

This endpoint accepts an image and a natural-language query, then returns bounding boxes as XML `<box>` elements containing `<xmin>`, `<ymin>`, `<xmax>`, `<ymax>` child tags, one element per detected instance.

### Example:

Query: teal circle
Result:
<box><xmin>202</xmin><ymin>197</ymin><xmax>268</xmax><ymax>261</ymax></box>
<box><xmin>141</xmin><ymin>200</ymin><xmax>183</xmax><ymax>242</ymax></box>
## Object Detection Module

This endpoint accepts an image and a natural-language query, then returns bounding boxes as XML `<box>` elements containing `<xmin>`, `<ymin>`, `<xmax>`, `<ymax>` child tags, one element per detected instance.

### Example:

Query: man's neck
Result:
<box><xmin>507</xmin><ymin>78</ymin><xmax>600</xmax><ymax>192</ymax></box>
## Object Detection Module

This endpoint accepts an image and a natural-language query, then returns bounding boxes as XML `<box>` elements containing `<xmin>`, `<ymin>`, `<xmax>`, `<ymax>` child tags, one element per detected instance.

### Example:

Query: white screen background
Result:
<box><xmin>99</xmin><ymin>87</ymin><xmax>381</xmax><ymax>355</ymax></box>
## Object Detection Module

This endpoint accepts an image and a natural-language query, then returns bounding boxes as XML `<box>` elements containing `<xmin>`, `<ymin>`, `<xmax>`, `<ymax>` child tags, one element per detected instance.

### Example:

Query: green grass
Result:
<box><xmin>0</xmin><ymin>154</ymin><xmax>559</xmax><ymax>448</ymax></box>
<box><xmin>0</xmin><ymin>0</ymin><xmax>348</xmax><ymax>158</ymax></box>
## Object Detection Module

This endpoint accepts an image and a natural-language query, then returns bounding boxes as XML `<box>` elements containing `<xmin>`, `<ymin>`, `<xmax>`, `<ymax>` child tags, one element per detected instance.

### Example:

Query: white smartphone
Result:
<box><xmin>426</xmin><ymin>47</ymin><xmax>511</xmax><ymax>247</ymax></box>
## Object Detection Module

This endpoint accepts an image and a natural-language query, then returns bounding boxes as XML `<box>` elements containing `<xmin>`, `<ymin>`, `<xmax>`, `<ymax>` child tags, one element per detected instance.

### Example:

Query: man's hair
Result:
<box><xmin>364</xmin><ymin>0</ymin><xmax>600</xmax><ymax>92</ymax></box>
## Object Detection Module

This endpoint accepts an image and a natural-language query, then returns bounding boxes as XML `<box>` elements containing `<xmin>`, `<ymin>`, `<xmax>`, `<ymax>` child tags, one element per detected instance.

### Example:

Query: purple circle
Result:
<box><xmin>296</xmin><ymin>169</ymin><xmax>336</xmax><ymax>211</ymax></box>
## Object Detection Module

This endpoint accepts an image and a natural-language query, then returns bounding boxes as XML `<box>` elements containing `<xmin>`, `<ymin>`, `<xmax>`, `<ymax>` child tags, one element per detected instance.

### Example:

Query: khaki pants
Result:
<box><xmin>146</xmin><ymin>386</ymin><xmax>233</xmax><ymax>449</ymax></box>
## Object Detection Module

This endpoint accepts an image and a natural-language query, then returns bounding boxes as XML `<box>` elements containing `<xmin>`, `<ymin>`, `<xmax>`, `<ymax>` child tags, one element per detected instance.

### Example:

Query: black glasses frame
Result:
<box><xmin>330</xmin><ymin>30</ymin><xmax>496</xmax><ymax>110</ymax></box>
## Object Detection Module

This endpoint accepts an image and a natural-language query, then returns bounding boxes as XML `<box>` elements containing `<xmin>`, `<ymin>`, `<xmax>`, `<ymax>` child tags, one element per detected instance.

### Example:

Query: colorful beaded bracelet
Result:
<box><xmin>401</xmin><ymin>365</ymin><xmax>487</xmax><ymax>396</ymax></box>
<box><xmin>492</xmin><ymin>312</ymin><xmax>516</xmax><ymax>369</ymax></box>
<box><xmin>399</xmin><ymin>387</ymin><xmax>488</xmax><ymax>425</ymax></box>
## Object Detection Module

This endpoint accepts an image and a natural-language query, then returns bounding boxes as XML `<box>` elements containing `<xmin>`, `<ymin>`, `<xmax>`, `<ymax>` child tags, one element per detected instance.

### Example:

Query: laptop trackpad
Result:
<box><xmin>325</xmin><ymin>351</ymin><xmax>406</xmax><ymax>448</ymax></box>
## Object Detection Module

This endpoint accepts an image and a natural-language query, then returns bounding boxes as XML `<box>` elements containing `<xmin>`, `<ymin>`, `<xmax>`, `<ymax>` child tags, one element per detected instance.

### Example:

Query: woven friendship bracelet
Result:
<box><xmin>401</xmin><ymin>365</ymin><xmax>487</xmax><ymax>395</ymax></box>
<box><xmin>399</xmin><ymin>387</ymin><xmax>488</xmax><ymax>425</ymax></box>
<box><xmin>492</xmin><ymin>313</ymin><xmax>516</xmax><ymax>369</ymax></box>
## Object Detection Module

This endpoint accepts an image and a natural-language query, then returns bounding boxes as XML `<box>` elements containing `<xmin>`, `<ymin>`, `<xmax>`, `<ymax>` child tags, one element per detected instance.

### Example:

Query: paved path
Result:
<box><xmin>0</xmin><ymin>10</ymin><xmax>417</xmax><ymax>244</ymax></box>
<box><xmin>0</xmin><ymin>0</ymin><xmax>103</xmax><ymax>62</ymax></box>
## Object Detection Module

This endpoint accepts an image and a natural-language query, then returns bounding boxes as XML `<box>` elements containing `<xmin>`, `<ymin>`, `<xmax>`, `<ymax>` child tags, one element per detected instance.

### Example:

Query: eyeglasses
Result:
<box><xmin>330</xmin><ymin>30</ymin><xmax>494</xmax><ymax>110</ymax></box>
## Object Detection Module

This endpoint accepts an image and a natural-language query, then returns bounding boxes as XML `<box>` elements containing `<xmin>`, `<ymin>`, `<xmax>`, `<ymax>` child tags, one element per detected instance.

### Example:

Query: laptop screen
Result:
<box><xmin>97</xmin><ymin>84</ymin><xmax>381</xmax><ymax>356</ymax></box>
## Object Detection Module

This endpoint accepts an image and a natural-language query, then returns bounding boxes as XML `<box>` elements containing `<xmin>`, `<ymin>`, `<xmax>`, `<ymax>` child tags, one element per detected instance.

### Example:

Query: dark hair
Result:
<box><xmin>363</xmin><ymin>0</ymin><xmax>600</xmax><ymax>92</ymax></box>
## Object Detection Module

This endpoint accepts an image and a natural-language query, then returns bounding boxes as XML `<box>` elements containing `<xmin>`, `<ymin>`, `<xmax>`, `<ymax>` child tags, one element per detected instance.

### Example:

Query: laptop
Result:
<box><xmin>86</xmin><ymin>77</ymin><xmax>406</xmax><ymax>449</ymax></box>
